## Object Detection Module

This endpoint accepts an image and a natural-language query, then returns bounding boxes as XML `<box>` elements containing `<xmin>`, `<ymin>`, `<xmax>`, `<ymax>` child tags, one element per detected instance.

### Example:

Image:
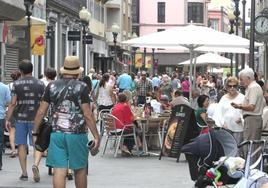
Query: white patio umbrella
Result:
<box><xmin>178</xmin><ymin>52</ymin><xmax>233</xmax><ymax>66</ymax></box>
<box><xmin>123</xmin><ymin>24</ymin><xmax>261</xmax><ymax>100</ymax></box>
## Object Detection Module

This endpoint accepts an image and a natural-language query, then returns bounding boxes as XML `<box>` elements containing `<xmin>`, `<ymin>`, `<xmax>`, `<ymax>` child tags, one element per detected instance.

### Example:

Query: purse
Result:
<box><xmin>35</xmin><ymin>80</ymin><xmax>73</xmax><ymax>152</ymax></box>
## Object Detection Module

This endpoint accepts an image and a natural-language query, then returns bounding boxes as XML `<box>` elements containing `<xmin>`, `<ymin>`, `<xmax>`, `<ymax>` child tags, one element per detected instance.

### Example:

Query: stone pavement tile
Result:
<box><xmin>1</xmin><ymin>149</ymin><xmax>194</xmax><ymax>188</ymax></box>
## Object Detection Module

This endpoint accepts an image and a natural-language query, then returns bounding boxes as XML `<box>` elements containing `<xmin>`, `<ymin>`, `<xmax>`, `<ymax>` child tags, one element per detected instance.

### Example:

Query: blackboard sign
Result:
<box><xmin>159</xmin><ymin>104</ymin><xmax>199</xmax><ymax>161</ymax></box>
<box><xmin>68</xmin><ymin>31</ymin><xmax>81</xmax><ymax>41</ymax></box>
<box><xmin>83</xmin><ymin>35</ymin><xmax>93</xmax><ymax>44</ymax></box>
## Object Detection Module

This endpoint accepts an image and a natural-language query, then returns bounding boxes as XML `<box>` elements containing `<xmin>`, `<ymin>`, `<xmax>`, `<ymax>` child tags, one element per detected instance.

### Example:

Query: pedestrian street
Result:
<box><xmin>0</xmin><ymin>147</ymin><xmax>193</xmax><ymax>188</ymax></box>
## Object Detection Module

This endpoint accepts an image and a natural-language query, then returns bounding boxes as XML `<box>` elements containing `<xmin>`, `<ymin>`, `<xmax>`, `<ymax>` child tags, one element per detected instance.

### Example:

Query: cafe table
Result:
<box><xmin>135</xmin><ymin>115</ymin><xmax>169</xmax><ymax>156</ymax></box>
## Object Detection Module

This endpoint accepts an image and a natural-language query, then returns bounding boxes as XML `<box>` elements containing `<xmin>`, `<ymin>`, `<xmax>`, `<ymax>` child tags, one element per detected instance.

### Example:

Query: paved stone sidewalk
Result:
<box><xmin>0</xmin><ymin>148</ymin><xmax>194</xmax><ymax>188</ymax></box>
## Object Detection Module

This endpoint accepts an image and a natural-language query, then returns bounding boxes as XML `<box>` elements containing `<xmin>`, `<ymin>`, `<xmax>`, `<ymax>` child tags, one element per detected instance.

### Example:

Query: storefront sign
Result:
<box><xmin>83</xmin><ymin>35</ymin><xmax>93</xmax><ymax>44</ymax></box>
<box><xmin>31</xmin><ymin>25</ymin><xmax>45</xmax><ymax>55</ymax></box>
<box><xmin>68</xmin><ymin>31</ymin><xmax>80</xmax><ymax>41</ymax></box>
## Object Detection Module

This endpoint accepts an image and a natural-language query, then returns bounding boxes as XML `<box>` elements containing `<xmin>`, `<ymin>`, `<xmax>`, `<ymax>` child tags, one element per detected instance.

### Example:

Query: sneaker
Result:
<box><xmin>67</xmin><ymin>173</ymin><xmax>73</xmax><ymax>180</ymax></box>
<box><xmin>32</xmin><ymin>165</ymin><xmax>40</xmax><ymax>182</ymax></box>
<box><xmin>19</xmin><ymin>175</ymin><xmax>28</xmax><ymax>181</ymax></box>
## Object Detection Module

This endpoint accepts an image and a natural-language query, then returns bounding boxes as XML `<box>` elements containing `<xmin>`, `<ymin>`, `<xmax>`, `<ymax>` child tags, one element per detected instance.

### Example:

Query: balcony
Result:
<box><xmin>105</xmin><ymin>0</ymin><xmax>120</xmax><ymax>9</ymax></box>
<box><xmin>0</xmin><ymin>0</ymin><xmax>25</xmax><ymax>21</ymax></box>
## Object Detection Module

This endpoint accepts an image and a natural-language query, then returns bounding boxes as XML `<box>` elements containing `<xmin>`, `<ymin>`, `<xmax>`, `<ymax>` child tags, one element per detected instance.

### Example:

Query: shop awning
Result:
<box><xmin>6</xmin><ymin>16</ymin><xmax>47</xmax><ymax>26</ymax></box>
<box><xmin>0</xmin><ymin>0</ymin><xmax>25</xmax><ymax>21</ymax></box>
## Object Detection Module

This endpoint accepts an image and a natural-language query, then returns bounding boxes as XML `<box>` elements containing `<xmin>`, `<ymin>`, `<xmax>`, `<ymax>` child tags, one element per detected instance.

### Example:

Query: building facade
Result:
<box><xmin>0</xmin><ymin>0</ymin><xmax>25</xmax><ymax>82</ymax></box>
<box><xmin>105</xmin><ymin>0</ymin><xmax>132</xmax><ymax>73</ymax></box>
<box><xmin>131</xmin><ymin>0</ymin><xmax>210</xmax><ymax>74</ymax></box>
<box><xmin>1</xmin><ymin>0</ymin><xmax>46</xmax><ymax>83</ymax></box>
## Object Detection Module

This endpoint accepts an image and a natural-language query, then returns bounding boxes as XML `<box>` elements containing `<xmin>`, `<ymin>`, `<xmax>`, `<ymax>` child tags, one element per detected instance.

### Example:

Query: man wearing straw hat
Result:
<box><xmin>33</xmin><ymin>56</ymin><xmax>100</xmax><ymax>187</ymax></box>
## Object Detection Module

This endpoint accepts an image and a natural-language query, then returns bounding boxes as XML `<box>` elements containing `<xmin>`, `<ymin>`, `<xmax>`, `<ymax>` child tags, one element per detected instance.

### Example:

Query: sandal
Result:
<box><xmin>32</xmin><ymin>165</ymin><xmax>40</xmax><ymax>182</ymax></box>
<box><xmin>10</xmin><ymin>151</ymin><xmax>16</xmax><ymax>158</ymax></box>
<box><xmin>121</xmin><ymin>148</ymin><xmax>131</xmax><ymax>157</ymax></box>
<box><xmin>19</xmin><ymin>174</ymin><xmax>28</xmax><ymax>181</ymax></box>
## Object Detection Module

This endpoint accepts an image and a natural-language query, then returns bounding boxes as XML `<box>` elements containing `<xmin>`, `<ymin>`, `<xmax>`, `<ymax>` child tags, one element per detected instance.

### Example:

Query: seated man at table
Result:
<box><xmin>170</xmin><ymin>89</ymin><xmax>190</xmax><ymax>107</ymax></box>
<box><xmin>112</xmin><ymin>93</ymin><xmax>141</xmax><ymax>156</ymax></box>
<box><xmin>160</xmin><ymin>95</ymin><xmax>172</xmax><ymax>111</ymax></box>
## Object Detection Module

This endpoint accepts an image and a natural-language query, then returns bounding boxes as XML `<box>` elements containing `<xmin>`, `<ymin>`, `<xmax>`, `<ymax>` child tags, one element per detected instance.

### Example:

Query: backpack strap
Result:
<box><xmin>52</xmin><ymin>79</ymin><xmax>74</xmax><ymax>112</ymax></box>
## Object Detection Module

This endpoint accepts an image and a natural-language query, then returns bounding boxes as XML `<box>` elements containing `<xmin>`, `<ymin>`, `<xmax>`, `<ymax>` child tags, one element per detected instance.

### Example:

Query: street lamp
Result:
<box><xmin>228</xmin><ymin>12</ymin><xmax>235</xmax><ymax>76</ymax></box>
<box><xmin>111</xmin><ymin>23</ymin><xmax>120</xmax><ymax>72</ymax></box>
<box><xmin>132</xmin><ymin>32</ymin><xmax>138</xmax><ymax>73</ymax></box>
<box><xmin>24</xmin><ymin>0</ymin><xmax>35</xmax><ymax>60</ymax></box>
<box><xmin>79</xmin><ymin>7</ymin><xmax>91</xmax><ymax>74</ymax></box>
<box><xmin>241</xmin><ymin>0</ymin><xmax>246</xmax><ymax>69</ymax></box>
<box><xmin>249</xmin><ymin>0</ymin><xmax>255</xmax><ymax>69</ymax></box>
<box><xmin>233</xmin><ymin>0</ymin><xmax>240</xmax><ymax>77</ymax></box>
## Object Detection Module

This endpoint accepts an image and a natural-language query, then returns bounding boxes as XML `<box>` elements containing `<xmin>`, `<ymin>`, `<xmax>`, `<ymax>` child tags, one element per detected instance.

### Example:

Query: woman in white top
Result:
<box><xmin>213</xmin><ymin>77</ymin><xmax>245</xmax><ymax>144</ymax></box>
<box><xmin>150</xmin><ymin>92</ymin><xmax>162</xmax><ymax>113</ymax></box>
<box><xmin>97</xmin><ymin>73</ymin><xmax>115</xmax><ymax>111</ymax></box>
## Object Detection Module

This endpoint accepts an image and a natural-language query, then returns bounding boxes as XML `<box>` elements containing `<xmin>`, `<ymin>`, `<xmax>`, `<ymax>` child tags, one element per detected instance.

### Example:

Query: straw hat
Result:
<box><xmin>60</xmin><ymin>56</ymin><xmax>84</xmax><ymax>75</ymax></box>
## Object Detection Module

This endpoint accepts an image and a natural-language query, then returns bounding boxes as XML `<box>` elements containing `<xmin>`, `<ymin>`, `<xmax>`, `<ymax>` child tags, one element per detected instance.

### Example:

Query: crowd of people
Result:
<box><xmin>0</xmin><ymin>55</ymin><xmax>267</xmax><ymax>187</ymax></box>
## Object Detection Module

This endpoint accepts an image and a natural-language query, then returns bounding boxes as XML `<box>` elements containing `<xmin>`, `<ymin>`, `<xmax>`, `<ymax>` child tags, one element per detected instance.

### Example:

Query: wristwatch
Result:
<box><xmin>31</xmin><ymin>131</ymin><xmax>39</xmax><ymax>136</ymax></box>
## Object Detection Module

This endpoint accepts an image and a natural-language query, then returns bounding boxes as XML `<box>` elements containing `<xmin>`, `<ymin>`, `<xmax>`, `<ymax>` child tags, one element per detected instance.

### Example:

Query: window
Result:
<box><xmin>209</xmin><ymin>19</ymin><xmax>219</xmax><ymax>31</ymax></box>
<box><xmin>157</xmin><ymin>29</ymin><xmax>165</xmax><ymax>32</ymax></box>
<box><xmin>188</xmin><ymin>2</ymin><xmax>204</xmax><ymax>23</ymax></box>
<box><xmin>132</xmin><ymin>26</ymin><xmax>139</xmax><ymax>36</ymax></box>
<box><xmin>132</xmin><ymin>0</ymin><xmax>139</xmax><ymax>23</ymax></box>
<box><xmin>158</xmin><ymin>2</ymin><xmax>165</xmax><ymax>23</ymax></box>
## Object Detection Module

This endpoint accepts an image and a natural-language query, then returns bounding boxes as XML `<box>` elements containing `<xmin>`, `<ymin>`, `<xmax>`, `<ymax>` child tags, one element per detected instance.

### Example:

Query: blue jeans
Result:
<box><xmin>0</xmin><ymin>119</ymin><xmax>3</xmax><ymax>146</ymax></box>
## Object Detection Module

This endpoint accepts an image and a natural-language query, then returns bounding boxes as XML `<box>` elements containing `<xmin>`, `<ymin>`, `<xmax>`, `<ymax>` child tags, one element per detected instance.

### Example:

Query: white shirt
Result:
<box><xmin>243</xmin><ymin>81</ymin><xmax>265</xmax><ymax>116</ymax></box>
<box><xmin>97</xmin><ymin>84</ymin><xmax>114</xmax><ymax>106</ymax></box>
<box><xmin>213</xmin><ymin>93</ymin><xmax>245</xmax><ymax>132</ymax></box>
<box><xmin>150</xmin><ymin>99</ymin><xmax>162</xmax><ymax>113</ymax></box>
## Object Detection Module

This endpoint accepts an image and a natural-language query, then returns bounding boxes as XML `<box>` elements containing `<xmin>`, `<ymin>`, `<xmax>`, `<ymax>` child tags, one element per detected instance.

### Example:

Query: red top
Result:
<box><xmin>112</xmin><ymin>103</ymin><xmax>134</xmax><ymax>130</ymax></box>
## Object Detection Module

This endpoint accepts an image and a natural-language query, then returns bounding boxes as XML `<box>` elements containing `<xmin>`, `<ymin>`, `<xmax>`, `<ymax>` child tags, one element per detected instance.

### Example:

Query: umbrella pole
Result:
<box><xmin>189</xmin><ymin>48</ymin><xmax>194</xmax><ymax>104</ymax></box>
<box><xmin>193</xmin><ymin>52</ymin><xmax>197</xmax><ymax>89</ymax></box>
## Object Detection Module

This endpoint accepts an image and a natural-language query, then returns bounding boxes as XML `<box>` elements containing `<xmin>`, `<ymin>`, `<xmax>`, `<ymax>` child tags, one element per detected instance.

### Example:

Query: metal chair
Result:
<box><xmin>98</xmin><ymin>109</ymin><xmax>112</xmax><ymax>138</ymax></box>
<box><xmin>101</xmin><ymin>113</ymin><xmax>139</xmax><ymax>157</ymax></box>
<box><xmin>146</xmin><ymin>117</ymin><xmax>169</xmax><ymax>149</ymax></box>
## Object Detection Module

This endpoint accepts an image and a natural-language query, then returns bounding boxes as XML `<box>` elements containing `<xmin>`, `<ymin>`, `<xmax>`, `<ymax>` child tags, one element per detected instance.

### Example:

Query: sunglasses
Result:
<box><xmin>227</xmin><ymin>84</ymin><xmax>238</xmax><ymax>88</ymax></box>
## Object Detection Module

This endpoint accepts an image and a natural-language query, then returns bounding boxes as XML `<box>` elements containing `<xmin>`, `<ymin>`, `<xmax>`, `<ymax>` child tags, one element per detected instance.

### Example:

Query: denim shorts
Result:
<box><xmin>15</xmin><ymin>122</ymin><xmax>33</xmax><ymax>145</ymax></box>
<box><xmin>46</xmin><ymin>132</ymin><xmax>89</xmax><ymax>170</ymax></box>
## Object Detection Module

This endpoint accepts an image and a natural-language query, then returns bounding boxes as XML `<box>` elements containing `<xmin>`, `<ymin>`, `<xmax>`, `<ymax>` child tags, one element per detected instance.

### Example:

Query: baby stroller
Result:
<box><xmin>181</xmin><ymin>127</ymin><xmax>268</xmax><ymax>188</ymax></box>
<box><xmin>181</xmin><ymin>127</ymin><xmax>239</xmax><ymax>187</ymax></box>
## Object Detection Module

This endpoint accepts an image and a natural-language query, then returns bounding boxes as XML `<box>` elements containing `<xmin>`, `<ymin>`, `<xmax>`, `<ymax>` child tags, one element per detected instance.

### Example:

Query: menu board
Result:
<box><xmin>159</xmin><ymin>104</ymin><xmax>199</xmax><ymax>161</ymax></box>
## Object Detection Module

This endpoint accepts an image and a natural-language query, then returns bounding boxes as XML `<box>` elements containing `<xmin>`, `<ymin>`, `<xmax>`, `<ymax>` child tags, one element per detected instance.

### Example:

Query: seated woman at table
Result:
<box><xmin>160</xmin><ymin>95</ymin><xmax>172</xmax><ymax>111</ymax></box>
<box><xmin>195</xmin><ymin>94</ymin><xmax>210</xmax><ymax>134</ymax></box>
<box><xmin>112</xmin><ymin>93</ymin><xmax>141</xmax><ymax>155</ymax></box>
<box><xmin>150</xmin><ymin>92</ymin><xmax>162</xmax><ymax>114</ymax></box>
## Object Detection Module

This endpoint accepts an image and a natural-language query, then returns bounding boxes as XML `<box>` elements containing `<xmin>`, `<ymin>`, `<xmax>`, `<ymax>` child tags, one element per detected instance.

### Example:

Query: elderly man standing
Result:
<box><xmin>33</xmin><ymin>56</ymin><xmax>100</xmax><ymax>188</ymax></box>
<box><xmin>0</xmin><ymin>81</ymin><xmax>11</xmax><ymax>170</ymax></box>
<box><xmin>232</xmin><ymin>68</ymin><xmax>265</xmax><ymax>147</ymax></box>
<box><xmin>136</xmin><ymin>71</ymin><xmax>152</xmax><ymax>105</ymax></box>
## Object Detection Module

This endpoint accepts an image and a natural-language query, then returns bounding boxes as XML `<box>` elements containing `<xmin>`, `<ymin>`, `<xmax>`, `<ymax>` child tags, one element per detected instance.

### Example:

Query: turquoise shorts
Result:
<box><xmin>46</xmin><ymin>132</ymin><xmax>89</xmax><ymax>170</ymax></box>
